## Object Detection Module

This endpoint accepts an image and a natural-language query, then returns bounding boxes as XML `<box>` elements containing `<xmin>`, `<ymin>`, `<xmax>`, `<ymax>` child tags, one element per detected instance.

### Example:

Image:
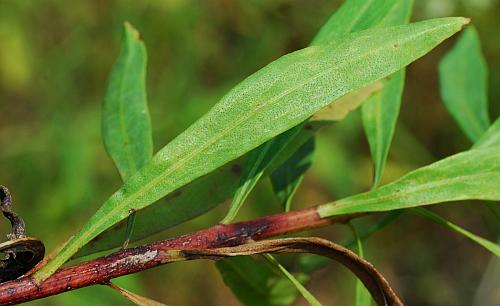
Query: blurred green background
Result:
<box><xmin>0</xmin><ymin>0</ymin><xmax>499</xmax><ymax>305</ymax></box>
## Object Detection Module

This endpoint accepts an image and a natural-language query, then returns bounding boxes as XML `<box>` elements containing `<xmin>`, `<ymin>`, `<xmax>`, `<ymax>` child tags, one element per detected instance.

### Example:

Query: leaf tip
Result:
<box><xmin>123</xmin><ymin>21</ymin><xmax>143</xmax><ymax>41</ymax></box>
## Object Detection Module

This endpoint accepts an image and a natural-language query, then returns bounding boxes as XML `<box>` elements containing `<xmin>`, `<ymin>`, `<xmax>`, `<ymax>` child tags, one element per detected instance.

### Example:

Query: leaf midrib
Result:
<box><xmin>84</xmin><ymin>23</ymin><xmax>449</xmax><ymax>245</ymax></box>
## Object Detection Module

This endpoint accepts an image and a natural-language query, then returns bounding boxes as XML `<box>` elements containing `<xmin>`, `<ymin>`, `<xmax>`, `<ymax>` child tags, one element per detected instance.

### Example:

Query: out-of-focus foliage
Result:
<box><xmin>0</xmin><ymin>0</ymin><xmax>499</xmax><ymax>305</ymax></box>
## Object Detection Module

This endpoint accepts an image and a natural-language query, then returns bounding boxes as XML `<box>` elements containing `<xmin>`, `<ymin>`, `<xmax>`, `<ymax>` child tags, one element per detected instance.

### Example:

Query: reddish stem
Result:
<box><xmin>0</xmin><ymin>207</ymin><xmax>357</xmax><ymax>305</ymax></box>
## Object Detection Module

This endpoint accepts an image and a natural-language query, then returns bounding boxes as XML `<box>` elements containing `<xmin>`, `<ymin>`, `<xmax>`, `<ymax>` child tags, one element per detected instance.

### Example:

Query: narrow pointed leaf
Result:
<box><xmin>348</xmin><ymin>224</ymin><xmax>371</xmax><ymax>306</ymax></box>
<box><xmin>361</xmin><ymin>0</ymin><xmax>413</xmax><ymax>188</ymax></box>
<box><xmin>412</xmin><ymin>207</ymin><xmax>500</xmax><ymax>257</ymax></box>
<box><xmin>216</xmin><ymin>256</ymin><xmax>309</xmax><ymax>306</ymax></box>
<box><xmin>36</xmin><ymin>17</ymin><xmax>469</xmax><ymax>281</ymax></box>
<box><xmin>262</xmin><ymin>254</ymin><xmax>322</xmax><ymax>306</ymax></box>
<box><xmin>318</xmin><ymin>146</ymin><xmax>499</xmax><ymax>217</ymax></box>
<box><xmin>108</xmin><ymin>282</ymin><xmax>167</xmax><ymax>306</ymax></box>
<box><xmin>473</xmin><ymin>117</ymin><xmax>500</xmax><ymax>149</ymax></box>
<box><xmin>271</xmin><ymin>138</ymin><xmax>314</xmax><ymax>211</ymax></box>
<box><xmin>102</xmin><ymin>22</ymin><xmax>153</xmax><ymax>180</ymax></box>
<box><xmin>221</xmin><ymin>127</ymin><xmax>302</xmax><ymax>224</ymax></box>
<box><xmin>439</xmin><ymin>26</ymin><xmax>490</xmax><ymax>142</ymax></box>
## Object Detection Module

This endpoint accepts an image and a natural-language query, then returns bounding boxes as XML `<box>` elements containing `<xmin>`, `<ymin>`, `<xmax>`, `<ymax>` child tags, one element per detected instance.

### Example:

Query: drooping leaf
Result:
<box><xmin>36</xmin><ymin>18</ymin><xmax>469</xmax><ymax>281</ymax></box>
<box><xmin>411</xmin><ymin>207</ymin><xmax>500</xmax><ymax>257</ymax></box>
<box><xmin>362</xmin><ymin>71</ymin><xmax>406</xmax><ymax>187</ymax></box>
<box><xmin>215</xmin><ymin>256</ymin><xmax>309</xmax><ymax>306</ymax></box>
<box><xmin>271</xmin><ymin>138</ymin><xmax>314</xmax><ymax>211</ymax></box>
<box><xmin>102</xmin><ymin>22</ymin><xmax>153</xmax><ymax>180</ymax></box>
<box><xmin>361</xmin><ymin>0</ymin><xmax>413</xmax><ymax>188</ymax></box>
<box><xmin>108</xmin><ymin>282</ymin><xmax>167</xmax><ymax>306</ymax></box>
<box><xmin>318</xmin><ymin>146</ymin><xmax>499</xmax><ymax>217</ymax></box>
<box><xmin>439</xmin><ymin>26</ymin><xmax>490</xmax><ymax>142</ymax></box>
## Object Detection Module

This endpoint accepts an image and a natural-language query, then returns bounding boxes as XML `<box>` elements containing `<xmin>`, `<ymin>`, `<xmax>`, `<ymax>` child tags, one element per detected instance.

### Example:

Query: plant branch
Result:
<box><xmin>0</xmin><ymin>207</ymin><xmax>361</xmax><ymax>305</ymax></box>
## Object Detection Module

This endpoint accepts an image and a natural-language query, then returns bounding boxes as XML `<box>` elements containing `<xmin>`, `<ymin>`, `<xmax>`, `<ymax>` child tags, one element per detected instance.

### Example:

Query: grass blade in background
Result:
<box><xmin>439</xmin><ymin>26</ymin><xmax>490</xmax><ymax>142</ymax></box>
<box><xmin>216</xmin><ymin>256</ymin><xmax>309</xmax><ymax>306</ymax></box>
<box><xmin>348</xmin><ymin>223</ymin><xmax>371</xmax><ymax>306</ymax></box>
<box><xmin>318</xmin><ymin>146</ymin><xmax>499</xmax><ymax>217</ymax></box>
<box><xmin>36</xmin><ymin>18</ymin><xmax>469</xmax><ymax>281</ymax></box>
<box><xmin>262</xmin><ymin>254</ymin><xmax>322</xmax><ymax>306</ymax></box>
<box><xmin>411</xmin><ymin>207</ymin><xmax>500</xmax><ymax>257</ymax></box>
<box><xmin>102</xmin><ymin>22</ymin><xmax>153</xmax><ymax>180</ymax></box>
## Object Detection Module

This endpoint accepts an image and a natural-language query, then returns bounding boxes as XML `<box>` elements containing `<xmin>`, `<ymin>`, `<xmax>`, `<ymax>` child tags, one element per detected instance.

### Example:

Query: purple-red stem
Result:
<box><xmin>0</xmin><ymin>207</ymin><xmax>358</xmax><ymax>305</ymax></box>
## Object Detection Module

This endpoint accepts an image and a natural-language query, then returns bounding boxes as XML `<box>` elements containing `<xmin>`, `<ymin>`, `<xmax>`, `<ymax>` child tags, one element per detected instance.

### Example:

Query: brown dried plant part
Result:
<box><xmin>0</xmin><ymin>186</ymin><xmax>45</xmax><ymax>283</ymax></box>
<box><xmin>107</xmin><ymin>282</ymin><xmax>169</xmax><ymax>306</ymax></box>
<box><xmin>182</xmin><ymin>237</ymin><xmax>403</xmax><ymax>306</ymax></box>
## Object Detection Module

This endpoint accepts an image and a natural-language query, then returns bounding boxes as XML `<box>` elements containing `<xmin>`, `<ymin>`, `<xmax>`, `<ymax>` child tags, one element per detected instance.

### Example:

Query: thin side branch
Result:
<box><xmin>0</xmin><ymin>207</ymin><xmax>360</xmax><ymax>305</ymax></box>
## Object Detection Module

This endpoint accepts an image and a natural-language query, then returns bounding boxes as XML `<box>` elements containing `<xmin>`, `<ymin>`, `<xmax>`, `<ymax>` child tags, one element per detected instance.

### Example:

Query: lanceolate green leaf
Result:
<box><xmin>36</xmin><ymin>18</ymin><xmax>469</xmax><ymax>281</ymax></box>
<box><xmin>439</xmin><ymin>26</ymin><xmax>490</xmax><ymax>142</ymax></box>
<box><xmin>318</xmin><ymin>146</ymin><xmax>499</xmax><ymax>217</ymax></box>
<box><xmin>102</xmin><ymin>22</ymin><xmax>153</xmax><ymax>180</ymax></box>
<box><xmin>216</xmin><ymin>256</ymin><xmax>309</xmax><ymax>306</ymax></box>
<box><xmin>411</xmin><ymin>207</ymin><xmax>500</xmax><ymax>257</ymax></box>
<box><xmin>361</xmin><ymin>0</ymin><xmax>413</xmax><ymax>188</ymax></box>
<box><xmin>362</xmin><ymin>71</ymin><xmax>406</xmax><ymax>187</ymax></box>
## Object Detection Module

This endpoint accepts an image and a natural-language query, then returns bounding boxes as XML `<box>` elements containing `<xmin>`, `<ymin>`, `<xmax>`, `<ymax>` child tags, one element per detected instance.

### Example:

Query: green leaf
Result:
<box><xmin>362</xmin><ymin>71</ymin><xmax>406</xmax><ymax>187</ymax></box>
<box><xmin>221</xmin><ymin>126</ymin><xmax>302</xmax><ymax>224</ymax></box>
<box><xmin>108</xmin><ymin>282</ymin><xmax>167</xmax><ymax>306</ymax></box>
<box><xmin>102</xmin><ymin>22</ymin><xmax>153</xmax><ymax>180</ymax></box>
<box><xmin>216</xmin><ymin>256</ymin><xmax>309</xmax><ymax>306</ymax></box>
<box><xmin>36</xmin><ymin>17</ymin><xmax>469</xmax><ymax>281</ymax></box>
<box><xmin>439</xmin><ymin>26</ymin><xmax>490</xmax><ymax>142</ymax></box>
<box><xmin>318</xmin><ymin>146</ymin><xmax>499</xmax><ymax>217</ymax></box>
<box><xmin>311</xmin><ymin>0</ymin><xmax>400</xmax><ymax>44</ymax></box>
<box><xmin>361</xmin><ymin>0</ymin><xmax>413</xmax><ymax>188</ymax></box>
<box><xmin>262</xmin><ymin>254</ymin><xmax>322</xmax><ymax>306</ymax></box>
<box><xmin>411</xmin><ymin>207</ymin><xmax>500</xmax><ymax>257</ymax></box>
<box><xmin>348</xmin><ymin>223</ymin><xmax>371</xmax><ymax>306</ymax></box>
<box><xmin>473</xmin><ymin>117</ymin><xmax>500</xmax><ymax>149</ymax></box>
<box><xmin>271</xmin><ymin>138</ymin><xmax>314</xmax><ymax>211</ymax></box>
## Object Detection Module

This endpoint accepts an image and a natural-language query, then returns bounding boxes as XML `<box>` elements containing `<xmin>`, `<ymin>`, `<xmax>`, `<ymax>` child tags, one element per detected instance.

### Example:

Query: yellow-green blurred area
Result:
<box><xmin>0</xmin><ymin>0</ymin><xmax>499</xmax><ymax>305</ymax></box>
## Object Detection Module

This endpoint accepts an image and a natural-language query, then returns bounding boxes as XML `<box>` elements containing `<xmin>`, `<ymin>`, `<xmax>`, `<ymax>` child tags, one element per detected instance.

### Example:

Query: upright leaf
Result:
<box><xmin>216</xmin><ymin>256</ymin><xmax>309</xmax><ymax>306</ymax></box>
<box><xmin>361</xmin><ymin>0</ymin><xmax>413</xmax><ymax>187</ymax></box>
<box><xmin>347</xmin><ymin>223</ymin><xmax>372</xmax><ymax>306</ymax></box>
<box><xmin>271</xmin><ymin>138</ymin><xmax>314</xmax><ymax>211</ymax></box>
<box><xmin>439</xmin><ymin>26</ymin><xmax>490</xmax><ymax>142</ymax></box>
<box><xmin>221</xmin><ymin>126</ymin><xmax>302</xmax><ymax>224</ymax></box>
<box><xmin>102</xmin><ymin>22</ymin><xmax>153</xmax><ymax>180</ymax></box>
<box><xmin>318</xmin><ymin>146</ymin><xmax>499</xmax><ymax>217</ymax></box>
<box><xmin>36</xmin><ymin>18</ymin><xmax>469</xmax><ymax>282</ymax></box>
<box><xmin>311</xmin><ymin>0</ymin><xmax>399</xmax><ymax>44</ymax></box>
